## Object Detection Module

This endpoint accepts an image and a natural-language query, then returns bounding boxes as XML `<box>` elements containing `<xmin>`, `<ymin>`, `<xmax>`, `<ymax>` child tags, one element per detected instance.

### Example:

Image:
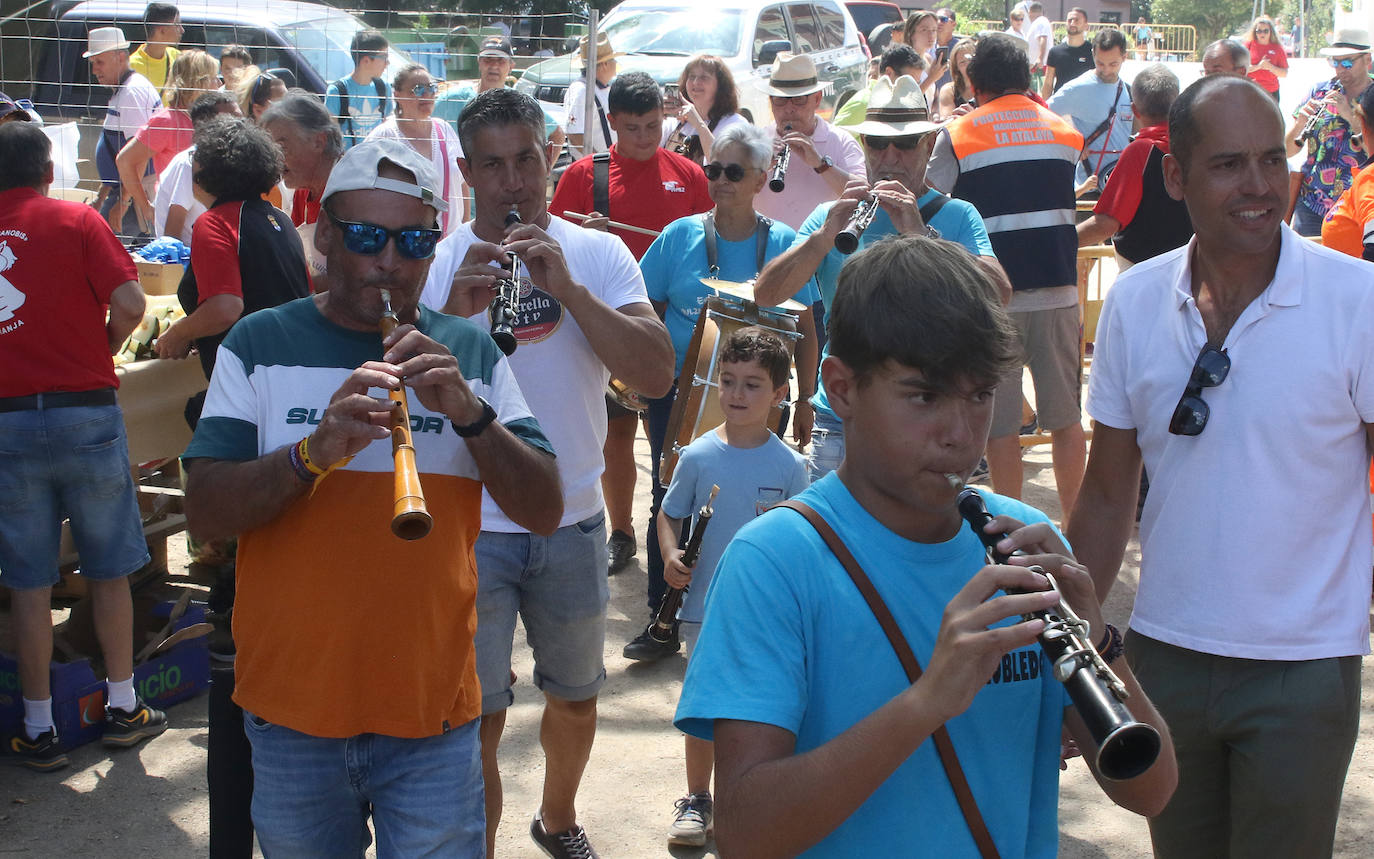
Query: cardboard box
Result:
<box><xmin>135</xmin><ymin>259</ymin><xmax>184</xmax><ymax>296</ymax></box>
<box><xmin>0</xmin><ymin>601</ymin><xmax>210</xmax><ymax>750</ymax></box>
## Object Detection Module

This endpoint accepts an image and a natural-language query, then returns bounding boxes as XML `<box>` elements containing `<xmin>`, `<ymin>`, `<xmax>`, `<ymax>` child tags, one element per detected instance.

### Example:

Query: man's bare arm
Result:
<box><xmin>107</xmin><ymin>280</ymin><xmax>146</xmax><ymax>352</ymax></box>
<box><xmin>1077</xmin><ymin>213</ymin><xmax>1121</xmax><ymax>248</ymax></box>
<box><xmin>466</xmin><ymin>422</ymin><xmax>562</xmax><ymax>535</ymax></box>
<box><xmin>1063</xmin><ymin>422</ymin><xmax>1142</xmax><ymax>601</ymax></box>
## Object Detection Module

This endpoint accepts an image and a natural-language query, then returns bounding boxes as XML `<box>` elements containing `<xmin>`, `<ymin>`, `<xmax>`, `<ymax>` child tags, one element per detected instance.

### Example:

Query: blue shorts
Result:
<box><xmin>473</xmin><ymin>514</ymin><xmax>609</xmax><ymax>713</ymax></box>
<box><xmin>807</xmin><ymin>409</ymin><xmax>845</xmax><ymax>482</ymax></box>
<box><xmin>244</xmin><ymin>713</ymin><xmax>485</xmax><ymax>858</ymax></box>
<box><xmin>0</xmin><ymin>402</ymin><xmax>149</xmax><ymax>590</ymax></box>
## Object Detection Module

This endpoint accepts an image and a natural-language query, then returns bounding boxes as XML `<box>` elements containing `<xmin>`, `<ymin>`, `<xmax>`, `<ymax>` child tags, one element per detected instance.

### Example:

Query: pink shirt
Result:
<box><xmin>135</xmin><ymin>107</ymin><xmax>193</xmax><ymax>174</ymax></box>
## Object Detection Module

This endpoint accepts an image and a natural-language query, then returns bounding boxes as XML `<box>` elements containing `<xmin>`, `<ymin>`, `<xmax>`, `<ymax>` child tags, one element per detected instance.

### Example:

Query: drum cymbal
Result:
<box><xmin>700</xmin><ymin>277</ymin><xmax>807</xmax><ymax>313</ymax></box>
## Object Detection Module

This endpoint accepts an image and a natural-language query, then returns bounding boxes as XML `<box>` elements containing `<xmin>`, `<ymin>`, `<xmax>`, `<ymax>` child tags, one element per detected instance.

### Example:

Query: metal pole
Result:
<box><xmin>582</xmin><ymin>10</ymin><xmax>599</xmax><ymax>156</ymax></box>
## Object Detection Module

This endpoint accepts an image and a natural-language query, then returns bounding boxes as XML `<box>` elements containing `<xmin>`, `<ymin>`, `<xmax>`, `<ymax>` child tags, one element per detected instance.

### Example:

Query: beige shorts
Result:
<box><xmin>990</xmin><ymin>305</ymin><xmax>1082</xmax><ymax>438</ymax></box>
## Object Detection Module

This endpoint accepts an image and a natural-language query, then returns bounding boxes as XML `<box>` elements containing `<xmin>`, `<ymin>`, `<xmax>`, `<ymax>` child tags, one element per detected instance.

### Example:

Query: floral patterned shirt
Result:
<box><xmin>1294</xmin><ymin>78</ymin><xmax>1372</xmax><ymax>216</ymax></box>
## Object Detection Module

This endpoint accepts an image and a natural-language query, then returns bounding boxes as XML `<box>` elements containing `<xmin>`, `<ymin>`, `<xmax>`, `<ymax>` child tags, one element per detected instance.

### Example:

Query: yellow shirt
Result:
<box><xmin>130</xmin><ymin>44</ymin><xmax>181</xmax><ymax>104</ymax></box>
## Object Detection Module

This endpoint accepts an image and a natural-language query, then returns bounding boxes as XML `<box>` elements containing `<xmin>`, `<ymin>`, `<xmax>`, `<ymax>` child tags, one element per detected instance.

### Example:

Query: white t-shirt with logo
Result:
<box><xmin>421</xmin><ymin>216</ymin><xmax>650</xmax><ymax>531</ymax></box>
<box><xmin>105</xmin><ymin>71</ymin><xmax>161</xmax><ymax>136</ymax></box>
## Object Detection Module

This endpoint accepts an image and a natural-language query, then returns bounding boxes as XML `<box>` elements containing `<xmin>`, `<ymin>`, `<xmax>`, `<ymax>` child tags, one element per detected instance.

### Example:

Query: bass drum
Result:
<box><xmin>659</xmin><ymin>295</ymin><xmax>800</xmax><ymax>487</ymax></box>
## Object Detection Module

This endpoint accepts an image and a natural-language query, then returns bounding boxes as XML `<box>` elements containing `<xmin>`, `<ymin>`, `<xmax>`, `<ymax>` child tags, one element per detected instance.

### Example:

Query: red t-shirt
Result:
<box><xmin>1247</xmin><ymin>40</ymin><xmax>1288</xmax><ymax>94</ymax></box>
<box><xmin>1094</xmin><ymin>124</ymin><xmax>1170</xmax><ymax>227</ymax></box>
<box><xmin>550</xmin><ymin>146</ymin><xmax>713</xmax><ymax>259</ymax></box>
<box><xmin>0</xmin><ymin>188</ymin><xmax>138</xmax><ymax>397</ymax></box>
<box><xmin>134</xmin><ymin>106</ymin><xmax>193</xmax><ymax>174</ymax></box>
<box><xmin>290</xmin><ymin>188</ymin><xmax>321</xmax><ymax>227</ymax></box>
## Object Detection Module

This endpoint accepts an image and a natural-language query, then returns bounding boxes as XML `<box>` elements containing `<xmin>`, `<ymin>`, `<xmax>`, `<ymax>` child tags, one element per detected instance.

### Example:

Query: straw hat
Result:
<box><xmin>83</xmin><ymin>26</ymin><xmax>130</xmax><ymax>58</ymax></box>
<box><xmin>850</xmin><ymin>75</ymin><xmax>940</xmax><ymax>137</ymax></box>
<box><xmin>1320</xmin><ymin>27</ymin><xmax>1371</xmax><ymax>57</ymax></box>
<box><xmin>755</xmin><ymin>52</ymin><xmax>830</xmax><ymax>97</ymax></box>
<box><xmin>574</xmin><ymin>32</ymin><xmax>624</xmax><ymax>68</ymax></box>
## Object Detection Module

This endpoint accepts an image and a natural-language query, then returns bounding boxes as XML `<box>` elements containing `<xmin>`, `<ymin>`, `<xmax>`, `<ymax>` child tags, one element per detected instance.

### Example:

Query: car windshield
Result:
<box><xmin>602</xmin><ymin>9</ymin><xmax>742</xmax><ymax>56</ymax></box>
<box><xmin>280</xmin><ymin>15</ymin><xmax>409</xmax><ymax>82</ymax></box>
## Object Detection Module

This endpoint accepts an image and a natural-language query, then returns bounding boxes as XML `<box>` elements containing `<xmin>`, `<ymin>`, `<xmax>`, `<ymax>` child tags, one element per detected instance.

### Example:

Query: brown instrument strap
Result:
<box><xmin>778</xmin><ymin>500</ymin><xmax>1001</xmax><ymax>859</ymax></box>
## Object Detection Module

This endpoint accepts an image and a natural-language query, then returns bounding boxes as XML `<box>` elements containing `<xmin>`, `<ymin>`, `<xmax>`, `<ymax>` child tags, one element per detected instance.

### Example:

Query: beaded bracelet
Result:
<box><xmin>1096</xmin><ymin>622</ymin><xmax>1124</xmax><ymax>665</ymax></box>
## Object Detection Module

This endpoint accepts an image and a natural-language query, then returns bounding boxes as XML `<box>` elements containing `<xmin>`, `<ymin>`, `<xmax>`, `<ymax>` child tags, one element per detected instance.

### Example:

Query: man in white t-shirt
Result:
<box><xmin>1069</xmin><ymin>75</ymin><xmax>1374</xmax><ymax>859</ymax></box>
<box><xmin>753</xmin><ymin>52</ymin><xmax>866</xmax><ymax>231</ymax></box>
<box><xmin>421</xmin><ymin>87</ymin><xmax>674</xmax><ymax>859</ymax></box>
<box><xmin>85</xmin><ymin>26</ymin><xmax>160</xmax><ymax>233</ymax></box>
<box><xmin>1024</xmin><ymin>2</ymin><xmax>1053</xmax><ymax>80</ymax></box>
<box><xmin>563</xmin><ymin>32</ymin><xmax>621</xmax><ymax>155</ymax></box>
<box><xmin>153</xmin><ymin>91</ymin><xmax>241</xmax><ymax>243</ymax></box>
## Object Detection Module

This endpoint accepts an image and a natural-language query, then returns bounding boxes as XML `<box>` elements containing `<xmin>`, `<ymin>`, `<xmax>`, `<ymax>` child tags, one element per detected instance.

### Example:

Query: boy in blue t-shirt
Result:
<box><xmin>658</xmin><ymin>325</ymin><xmax>809</xmax><ymax>847</ymax></box>
<box><xmin>674</xmin><ymin>235</ymin><xmax>1177</xmax><ymax>856</ymax></box>
<box><xmin>324</xmin><ymin>29</ymin><xmax>391</xmax><ymax>150</ymax></box>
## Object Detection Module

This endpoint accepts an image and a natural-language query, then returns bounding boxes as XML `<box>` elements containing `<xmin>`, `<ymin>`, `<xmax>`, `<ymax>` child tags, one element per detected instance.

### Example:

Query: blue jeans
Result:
<box><xmin>473</xmin><ymin>515</ymin><xmax>609</xmax><ymax>713</ymax></box>
<box><xmin>806</xmin><ymin>410</ymin><xmax>845</xmax><ymax>482</ymax></box>
<box><xmin>1293</xmin><ymin>198</ymin><xmax>1327</xmax><ymax>237</ymax></box>
<box><xmin>243</xmin><ymin>714</ymin><xmax>485</xmax><ymax>858</ymax></box>
<box><xmin>0</xmin><ymin>402</ymin><xmax>148</xmax><ymax>589</ymax></box>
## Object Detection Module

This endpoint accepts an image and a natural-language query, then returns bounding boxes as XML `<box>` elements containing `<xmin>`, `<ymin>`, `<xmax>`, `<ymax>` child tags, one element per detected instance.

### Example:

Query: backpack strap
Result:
<box><xmin>375</xmin><ymin>77</ymin><xmax>390</xmax><ymax>117</ymax></box>
<box><xmin>776</xmin><ymin>499</ymin><xmax>1003</xmax><ymax>859</ymax></box>
<box><xmin>702</xmin><ymin>212</ymin><xmax>773</xmax><ymax>276</ymax></box>
<box><xmin>592</xmin><ymin>151</ymin><xmax>611</xmax><ymax>217</ymax></box>
<box><xmin>918</xmin><ymin>192</ymin><xmax>950</xmax><ymax>226</ymax></box>
<box><xmin>331</xmin><ymin>77</ymin><xmax>353</xmax><ymax>137</ymax></box>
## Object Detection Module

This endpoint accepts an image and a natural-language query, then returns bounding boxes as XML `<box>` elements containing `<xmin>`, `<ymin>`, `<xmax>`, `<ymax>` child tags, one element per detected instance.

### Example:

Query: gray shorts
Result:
<box><xmin>991</xmin><ymin>305</ymin><xmax>1081</xmax><ymax>438</ymax></box>
<box><xmin>473</xmin><ymin>514</ymin><xmax>609</xmax><ymax>714</ymax></box>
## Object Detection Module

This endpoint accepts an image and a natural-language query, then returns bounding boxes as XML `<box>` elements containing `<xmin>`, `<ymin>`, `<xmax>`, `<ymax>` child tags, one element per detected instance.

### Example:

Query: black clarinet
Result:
<box><xmin>489</xmin><ymin>209</ymin><xmax>521</xmax><ymax>356</ymax></box>
<box><xmin>956</xmin><ymin>487</ymin><xmax>1161</xmax><ymax>781</ymax></box>
<box><xmin>649</xmin><ymin>485</ymin><xmax>718</xmax><ymax>644</ymax></box>
<box><xmin>1299</xmin><ymin>78</ymin><xmax>1342</xmax><ymax>144</ymax></box>
<box><xmin>834</xmin><ymin>196</ymin><xmax>880</xmax><ymax>255</ymax></box>
<box><xmin>768</xmin><ymin>125</ymin><xmax>792</xmax><ymax>193</ymax></box>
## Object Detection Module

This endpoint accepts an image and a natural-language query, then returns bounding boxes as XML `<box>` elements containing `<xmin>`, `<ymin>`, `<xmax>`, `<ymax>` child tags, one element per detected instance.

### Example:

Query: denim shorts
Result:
<box><xmin>807</xmin><ymin>410</ymin><xmax>845</xmax><ymax>482</ymax></box>
<box><xmin>473</xmin><ymin>514</ymin><xmax>609</xmax><ymax>714</ymax></box>
<box><xmin>243</xmin><ymin>713</ymin><xmax>485</xmax><ymax>858</ymax></box>
<box><xmin>0</xmin><ymin>403</ymin><xmax>149</xmax><ymax>589</ymax></box>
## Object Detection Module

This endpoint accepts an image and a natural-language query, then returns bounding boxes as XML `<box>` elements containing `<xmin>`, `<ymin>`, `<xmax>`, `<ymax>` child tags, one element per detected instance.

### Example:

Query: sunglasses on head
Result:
<box><xmin>704</xmin><ymin>162</ymin><xmax>749</xmax><ymax>182</ymax></box>
<box><xmin>864</xmin><ymin>134</ymin><xmax>925</xmax><ymax>151</ymax></box>
<box><xmin>326</xmin><ymin>209</ymin><xmax>441</xmax><ymax>260</ymax></box>
<box><xmin>250</xmin><ymin>71</ymin><xmax>279</xmax><ymax>103</ymax></box>
<box><xmin>1329</xmin><ymin>56</ymin><xmax>1363</xmax><ymax>68</ymax></box>
<box><xmin>409</xmin><ymin>82</ymin><xmax>438</xmax><ymax>97</ymax></box>
<box><xmin>1168</xmin><ymin>344</ymin><xmax>1230</xmax><ymax>436</ymax></box>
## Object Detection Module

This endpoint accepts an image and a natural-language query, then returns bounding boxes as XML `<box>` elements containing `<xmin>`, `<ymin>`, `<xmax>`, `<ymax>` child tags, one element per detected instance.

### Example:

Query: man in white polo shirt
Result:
<box><xmin>753</xmin><ymin>52</ymin><xmax>866</xmax><ymax>231</ymax></box>
<box><xmin>1068</xmin><ymin>75</ymin><xmax>1374</xmax><ymax>858</ymax></box>
<box><xmin>86</xmin><ymin>25</ymin><xmax>160</xmax><ymax>235</ymax></box>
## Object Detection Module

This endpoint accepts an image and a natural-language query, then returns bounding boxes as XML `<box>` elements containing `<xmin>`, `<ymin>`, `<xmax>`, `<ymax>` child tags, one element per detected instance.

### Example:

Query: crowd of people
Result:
<box><xmin>3</xmin><ymin>4</ymin><xmax>1374</xmax><ymax>859</ymax></box>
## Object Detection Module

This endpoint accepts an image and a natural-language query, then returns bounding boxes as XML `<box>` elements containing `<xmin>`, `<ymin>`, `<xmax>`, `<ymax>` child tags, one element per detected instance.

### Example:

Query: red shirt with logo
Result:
<box><xmin>1248</xmin><ymin>40</ymin><xmax>1288</xmax><ymax>94</ymax></box>
<box><xmin>550</xmin><ymin>146</ymin><xmax>712</xmax><ymax>259</ymax></box>
<box><xmin>0</xmin><ymin>188</ymin><xmax>138</xmax><ymax>397</ymax></box>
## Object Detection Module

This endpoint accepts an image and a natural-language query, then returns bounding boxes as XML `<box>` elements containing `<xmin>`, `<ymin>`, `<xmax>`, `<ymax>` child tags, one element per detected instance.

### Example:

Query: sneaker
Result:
<box><xmin>607</xmin><ymin>529</ymin><xmax>637</xmax><ymax>574</ymax></box>
<box><xmin>623</xmin><ymin>621</ymin><xmax>680</xmax><ymax>662</ymax></box>
<box><xmin>530</xmin><ymin>814</ymin><xmax>600</xmax><ymax>859</ymax></box>
<box><xmin>1020</xmin><ymin>413</ymin><xmax>1039</xmax><ymax>436</ymax></box>
<box><xmin>970</xmin><ymin>457</ymin><xmax>990</xmax><ymax>482</ymax></box>
<box><xmin>6</xmin><ymin>729</ymin><xmax>69</xmax><ymax>772</ymax></box>
<box><xmin>103</xmin><ymin>699</ymin><xmax>168</xmax><ymax>748</ymax></box>
<box><xmin>668</xmin><ymin>791</ymin><xmax>713</xmax><ymax>847</ymax></box>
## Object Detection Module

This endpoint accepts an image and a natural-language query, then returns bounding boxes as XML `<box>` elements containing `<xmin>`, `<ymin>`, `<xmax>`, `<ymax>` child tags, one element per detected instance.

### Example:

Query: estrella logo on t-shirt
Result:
<box><xmin>507</xmin><ymin>275</ymin><xmax>562</xmax><ymax>344</ymax></box>
<box><xmin>663</xmin><ymin>180</ymin><xmax>686</xmax><ymax>193</ymax></box>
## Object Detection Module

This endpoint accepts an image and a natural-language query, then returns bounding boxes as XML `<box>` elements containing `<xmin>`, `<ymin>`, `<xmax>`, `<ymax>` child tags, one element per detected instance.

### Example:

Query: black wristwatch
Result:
<box><xmin>451</xmin><ymin>397</ymin><xmax>497</xmax><ymax>437</ymax></box>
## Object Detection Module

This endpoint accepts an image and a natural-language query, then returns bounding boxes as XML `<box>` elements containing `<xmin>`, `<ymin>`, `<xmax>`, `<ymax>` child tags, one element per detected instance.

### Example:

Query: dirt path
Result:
<box><xmin>3</xmin><ymin>442</ymin><xmax>1373</xmax><ymax>857</ymax></box>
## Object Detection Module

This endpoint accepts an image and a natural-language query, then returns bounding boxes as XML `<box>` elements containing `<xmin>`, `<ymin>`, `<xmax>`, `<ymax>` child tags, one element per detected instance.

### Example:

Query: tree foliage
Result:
<box><xmin>1153</xmin><ymin>0</ymin><xmax>1286</xmax><ymax>47</ymax></box>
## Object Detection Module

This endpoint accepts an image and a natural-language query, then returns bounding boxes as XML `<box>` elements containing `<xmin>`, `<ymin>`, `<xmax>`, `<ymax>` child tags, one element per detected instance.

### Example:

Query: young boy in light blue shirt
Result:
<box><xmin>324</xmin><ymin>29</ymin><xmax>391</xmax><ymax>150</ymax></box>
<box><xmin>659</xmin><ymin>325</ymin><xmax>809</xmax><ymax>847</ymax></box>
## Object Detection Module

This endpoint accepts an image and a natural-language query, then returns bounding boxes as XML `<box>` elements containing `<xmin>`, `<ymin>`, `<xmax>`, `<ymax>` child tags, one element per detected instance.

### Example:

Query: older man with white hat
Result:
<box><xmin>1285</xmin><ymin>25</ymin><xmax>1373</xmax><ymax>235</ymax></box>
<box><xmin>754</xmin><ymin>74</ymin><xmax>1004</xmax><ymax>480</ymax></box>
<box><xmin>182</xmin><ymin>136</ymin><xmax>562</xmax><ymax>857</ymax></box>
<box><xmin>563</xmin><ymin>32</ymin><xmax>624</xmax><ymax>154</ymax></box>
<box><xmin>84</xmin><ymin>26</ymin><xmax>160</xmax><ymax>233</ymax></box>
<box><xmin>753</xmin><ymin>52</ymin><xmax>867</xmax><ymax>230</ymax></box>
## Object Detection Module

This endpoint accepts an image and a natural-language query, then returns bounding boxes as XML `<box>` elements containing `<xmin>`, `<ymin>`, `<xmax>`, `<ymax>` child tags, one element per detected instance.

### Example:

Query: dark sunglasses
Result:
<box><xmin>704</xmin><ymin>162</ymin><xmax>749</xmax><ymax>182</ymax></box>
<box><xmin>326</xmin><ymin>209</ymin><xmax>441</xmax><ymax>260</ymax></box>
<box><xmin>1330</xmin><ymin>56</ymin><xmax>1363</xmax><ymax>68</ymax></box>
<box><xmin>1255</xmin><ymin>27</ymin><xmax>1272</xmax><ymax>34</ymax></box>
<box><xmin>1168</xmin><ymin>344</ymin><xmax>1230</xmax><ymax>436</ymax></box>
<box><xmin>250</xmin><ymin>71</ymin><xmax>279</xmax><ymax>103</ymax></box>
<box><xmin>769</xmin><ymin>94</ymin><xmax>813</xmax><ymax>106</ymax></box>
<box><xmin>864</xmin><ymin>134</ymin><xmax>926</xmax><ymax>151</ymax></box>
<box><xmin>409</xmin><ymin>82</ymin><xmax>438</xmax><ymax>97</ymax></box>
<box><xmin>937</xmin><ymin>15</ymin><xmax>954</xmax><ymax>23</ymax></box>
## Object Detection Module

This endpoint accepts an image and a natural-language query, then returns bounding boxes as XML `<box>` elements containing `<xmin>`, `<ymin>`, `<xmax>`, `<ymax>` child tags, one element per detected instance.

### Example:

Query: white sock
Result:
<box><xmin>107</xmin><ymin>676</ymin><xmax>136</xmax><ymax>712</ymax></box>
<box><xmin>22</xmin><ymin>697</ymin><xmax>54</xmax><ymax>740</ymax></box>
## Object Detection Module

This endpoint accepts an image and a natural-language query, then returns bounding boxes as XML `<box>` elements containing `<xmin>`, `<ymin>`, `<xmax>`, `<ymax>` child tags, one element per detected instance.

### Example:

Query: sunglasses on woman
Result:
<box><xmin>409</xmin><ymin>82</ymin><xmax>439</xmax><ymax>97</ymax></box>
<box><xmin>326</xmin><ymin>210</ymin><xmax>441</xmax><ymax>260</ymax></box>
<box><xmin>704</xmin><ymin>162</ymin><xmax>748</xmax><ymax>182</ymax></box>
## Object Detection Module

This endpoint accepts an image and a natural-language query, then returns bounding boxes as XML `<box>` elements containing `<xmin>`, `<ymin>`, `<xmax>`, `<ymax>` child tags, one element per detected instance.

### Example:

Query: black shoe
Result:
<box><xmin>607</xmin><ymin>529</ymin><xmax>637</xmax><ymax>574</ymax></box>
<box><xmin>103</xmin><ymin>698</ymin><xmax>168</xmax><ymax>748</ymax></box>
<box><xmin>207</xmin><ymin>608</ymin><xmax>236</xmax><ymax>664</ymax></box>
<box><xmin>531</xmin><ymin>814</ymin><xmax>600</xmax><ymax>859</ymax></box>
<box><xmin>623</xmin><ymin>621</ymin><xmax>680</xmax><ymax>662</ymax></box>
<box><xmin>1020</xmin><ymin>413</ymin><xmax>1039</xmax><ymax>435</ymax></box>
<box><xmin>6</xmin><ymin>729</ymin><xmax>69</xmax><ymax>772</ymax></box>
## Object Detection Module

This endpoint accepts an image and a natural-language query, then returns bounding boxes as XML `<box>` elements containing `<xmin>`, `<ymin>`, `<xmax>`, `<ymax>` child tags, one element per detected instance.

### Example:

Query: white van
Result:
<box><xmin>515</xmin><ymin>0</ymin><xmax>869</xmax><ymax>127</ymax></box>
